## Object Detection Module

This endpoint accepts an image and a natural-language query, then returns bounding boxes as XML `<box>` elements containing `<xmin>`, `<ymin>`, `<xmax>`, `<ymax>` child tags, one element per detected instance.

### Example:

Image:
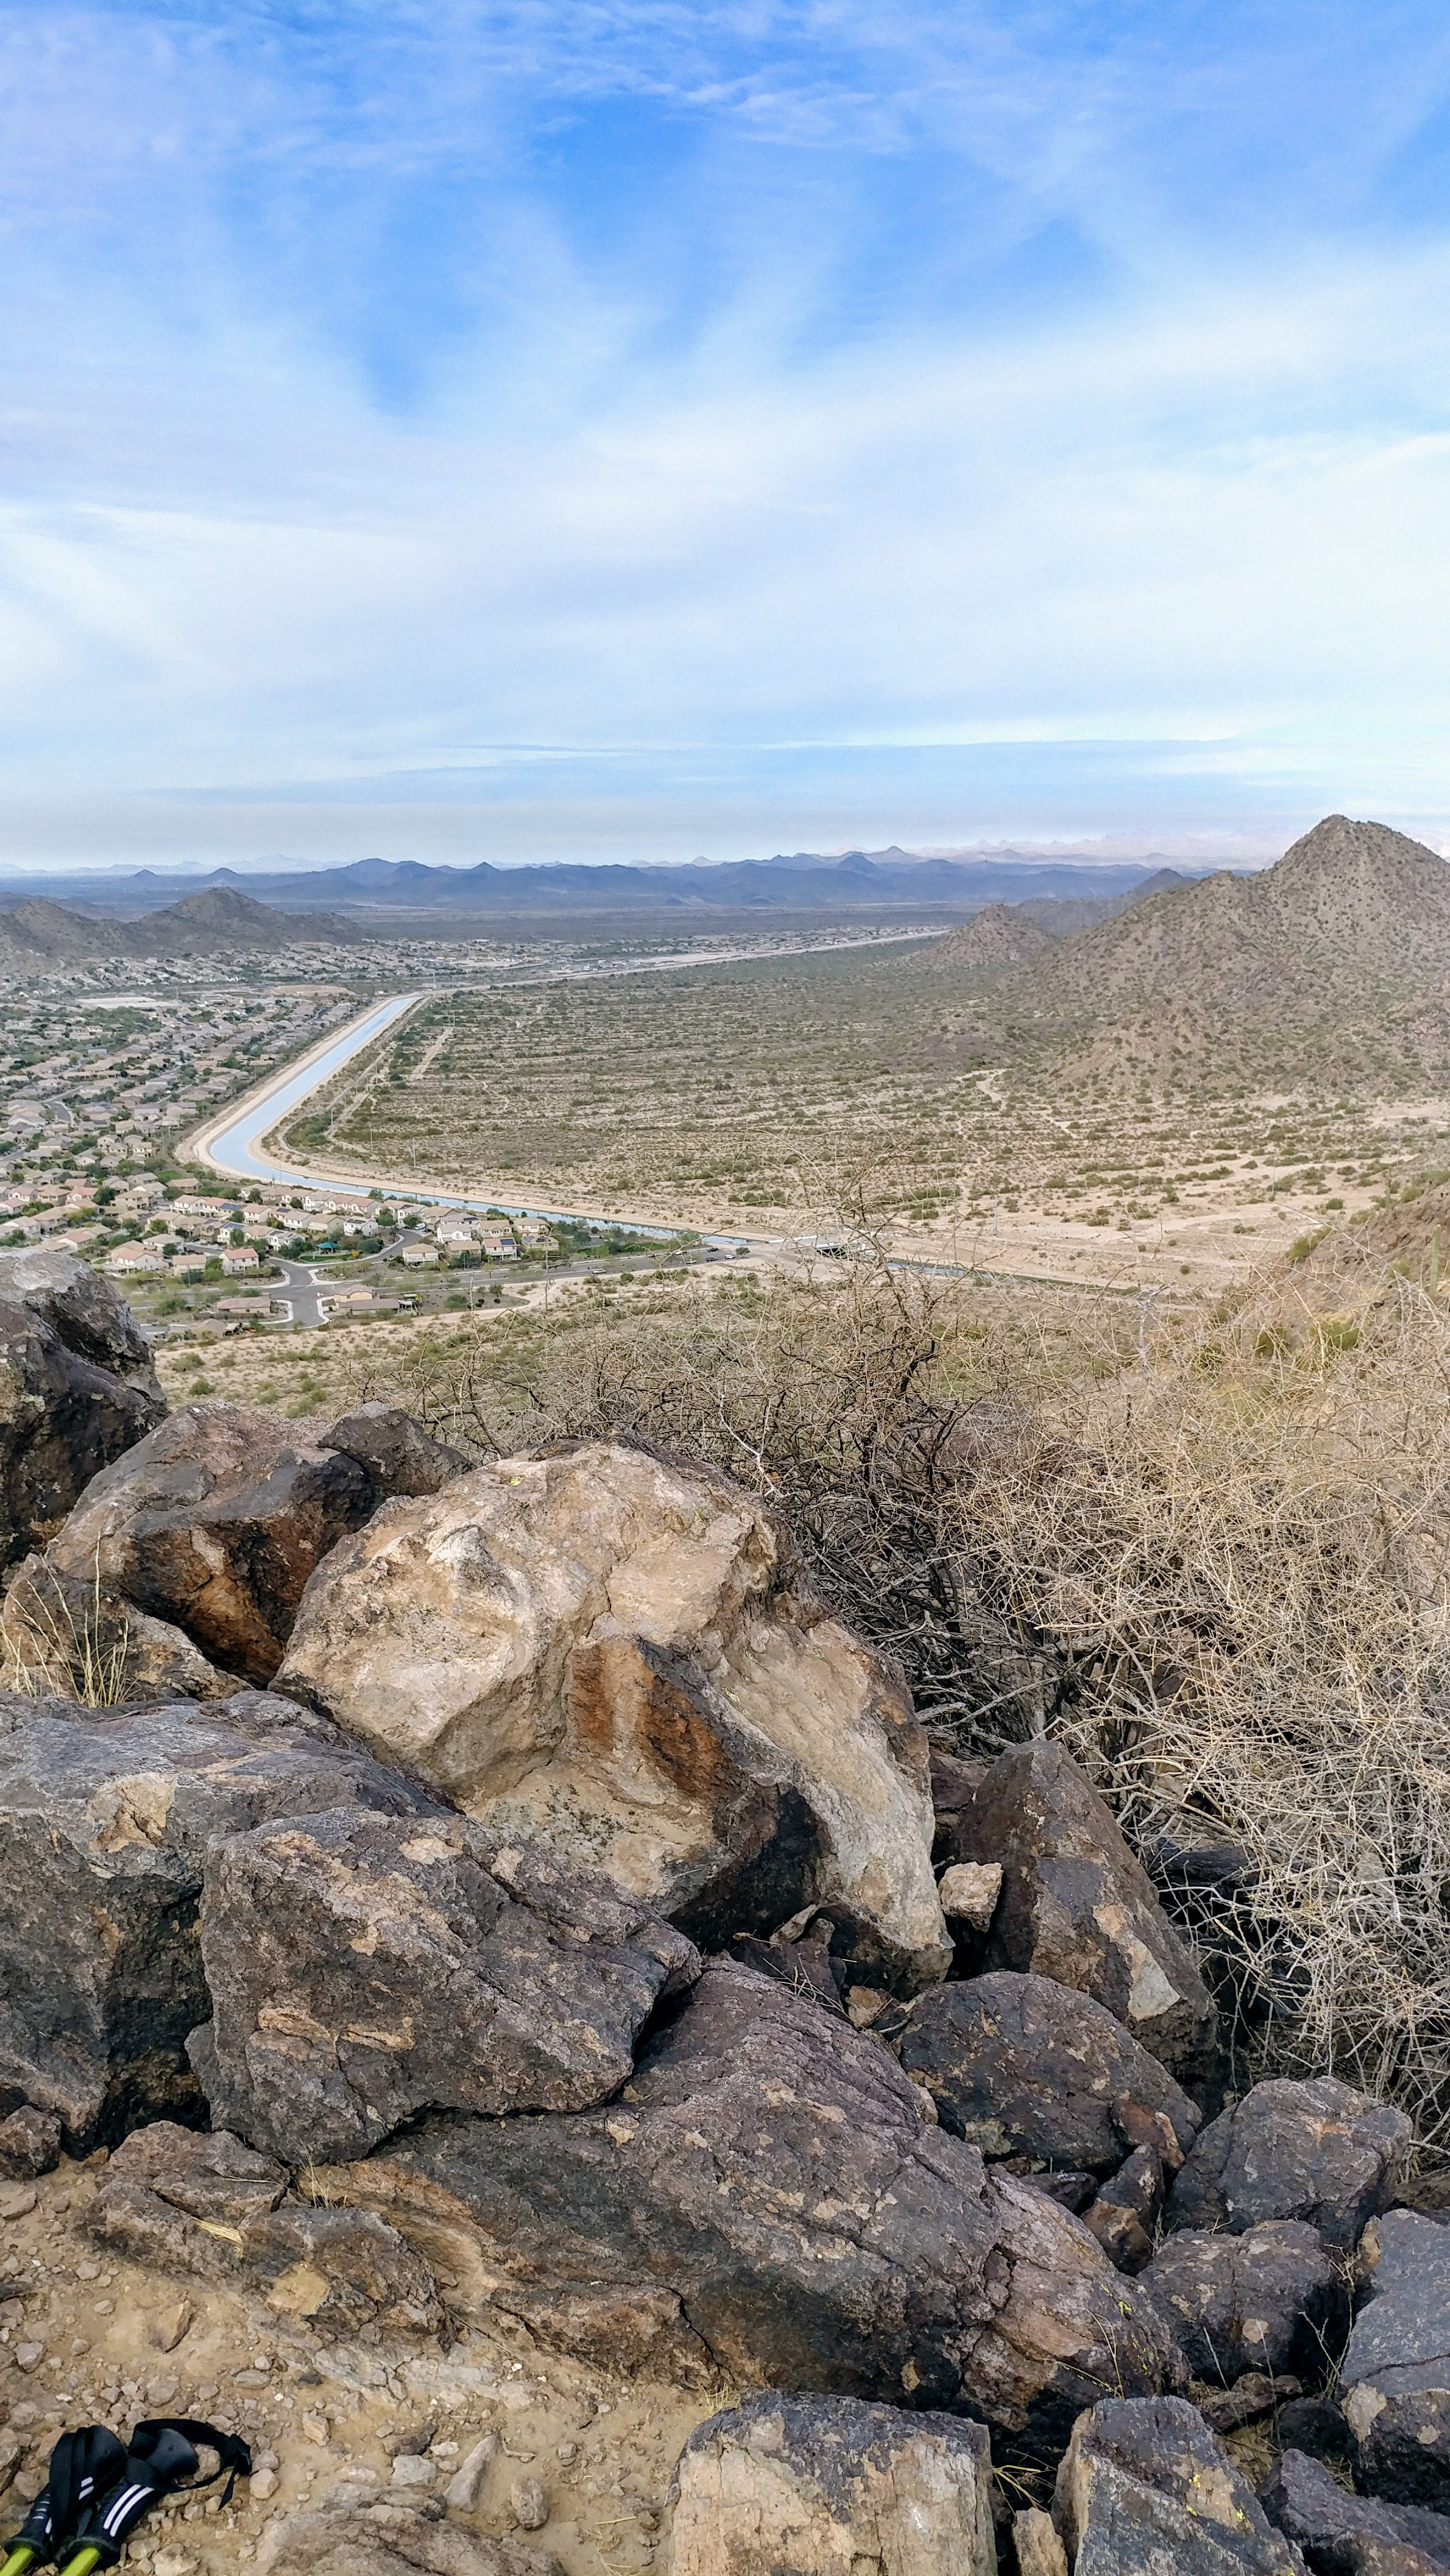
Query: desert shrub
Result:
<box><xmin>334</xmin><ymin>1248</ymin><xmax>1450</xmax><ymax>2142</ymax></box>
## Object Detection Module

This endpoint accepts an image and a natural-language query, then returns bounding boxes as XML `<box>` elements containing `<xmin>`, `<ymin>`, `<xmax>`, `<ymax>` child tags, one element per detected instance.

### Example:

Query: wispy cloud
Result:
<box><xmin>2</xmin><ymin>1</ymin><xmax>1450</xmax><ymax>863</ymax></box>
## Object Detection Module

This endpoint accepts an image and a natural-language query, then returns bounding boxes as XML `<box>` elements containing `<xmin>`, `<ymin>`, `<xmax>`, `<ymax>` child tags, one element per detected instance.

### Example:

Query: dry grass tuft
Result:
<box><xmin>0</xmin><ymin>1555</ymin><xmax>135</xmax><ymax>1706</ymax></box>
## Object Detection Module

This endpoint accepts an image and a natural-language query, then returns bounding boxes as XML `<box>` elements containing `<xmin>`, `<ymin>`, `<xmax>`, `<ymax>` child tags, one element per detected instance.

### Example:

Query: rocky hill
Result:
<box><xmin>934</xmin><ymin>815</ymin><xmax>1450</xmax><ymax>1091</ymax></box>
<box><xmin>922</xmin><ymin>901</ymin><xmax>1059</xmax><ymax>976</ymax></box>
<box><xmin>921</xmin><ymin>867</ymin><xmax>1191</xmax><ymax>979</ymax></box>
<box><xmin>0</xmin><ymin>884</ymin><xmax>365</xmax><ymax>972</ymax></box>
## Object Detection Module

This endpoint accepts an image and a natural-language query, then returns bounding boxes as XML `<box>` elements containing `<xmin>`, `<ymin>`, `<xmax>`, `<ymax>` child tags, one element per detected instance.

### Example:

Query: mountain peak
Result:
<box><xmin>1273</xmin><ymin>812</ymin><xmax>1449</xmax><ymax>891</ymax></box>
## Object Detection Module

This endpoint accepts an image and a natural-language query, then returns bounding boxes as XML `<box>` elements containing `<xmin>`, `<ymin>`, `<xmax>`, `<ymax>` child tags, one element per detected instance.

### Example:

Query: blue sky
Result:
<box><xmin>4</xmin><ymin>0</ymin><xmax>1450</xmax><ymax>868</ymax></box>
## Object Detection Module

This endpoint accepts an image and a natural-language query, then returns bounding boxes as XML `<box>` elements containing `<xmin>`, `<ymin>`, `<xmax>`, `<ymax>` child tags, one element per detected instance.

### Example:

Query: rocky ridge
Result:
<box><xmin>0</xmin><ymin>1256</ymin><xmax>1441</xmax><ymax>2576</ymax></box>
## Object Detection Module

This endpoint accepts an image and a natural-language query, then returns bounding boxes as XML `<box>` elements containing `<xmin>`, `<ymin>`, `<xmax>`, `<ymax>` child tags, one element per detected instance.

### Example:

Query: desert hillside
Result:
<box><xmin>0</xmin><ymin>884</ymin><xmax>364</xmax><ymax>971</ymax></box>
<box><xmin>922</xmin><ymin>813</ymin><xmax>1450</xmax><ymax>1091</ymax></box>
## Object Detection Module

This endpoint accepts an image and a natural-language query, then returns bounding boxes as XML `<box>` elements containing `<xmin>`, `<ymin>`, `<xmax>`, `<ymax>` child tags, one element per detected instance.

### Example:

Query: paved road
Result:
<box><xmin>272</xmin><ymin>1257</ymin><xmax>328</xmax><ymax>1328</ymax></box>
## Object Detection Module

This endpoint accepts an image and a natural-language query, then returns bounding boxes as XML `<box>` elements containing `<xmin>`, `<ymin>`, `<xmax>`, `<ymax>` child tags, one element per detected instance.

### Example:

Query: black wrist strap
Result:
<box><xmin>127</xmin><ymin>2421</ymin><xmax>252</xmax><ymax>2510</ymax></box>
<box><xmin>6</xmin><ymin>2427</ymin><xmax>127</xmax><ymax>2566</ymax></box>
<box><xmin>70</xmin><ymin>2418</ymin><xmax>252</xmax><ymax>2569</ymax></box>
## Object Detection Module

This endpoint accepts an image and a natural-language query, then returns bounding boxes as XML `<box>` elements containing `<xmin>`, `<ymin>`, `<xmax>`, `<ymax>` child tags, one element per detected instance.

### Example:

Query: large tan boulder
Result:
<box><xmin>665</xmin><ymin>2391</ymin><xmax>997</xmax><ymax>2576</ymax></box>
<box><xmin>277</xmin><ymin>1441</ymin><xmax>949</xmax><ymax>1988</ymax></box>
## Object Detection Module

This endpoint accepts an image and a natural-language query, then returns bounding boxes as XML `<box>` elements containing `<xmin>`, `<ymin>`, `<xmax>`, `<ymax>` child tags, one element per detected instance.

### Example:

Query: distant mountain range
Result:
<box><xmin>0</xmin><ymin>885</ymin><xmax>365</xmax><ymax>971</ymax></box>
<box><xmin>930</xmin><ymin>815</ymin><xmax>1450</xmax><ymax>1091</ymax></box>
<box><xmin>0</xmin><ymin>849</ymin><xmax>1206</xmax><ymax>920</ymax></box>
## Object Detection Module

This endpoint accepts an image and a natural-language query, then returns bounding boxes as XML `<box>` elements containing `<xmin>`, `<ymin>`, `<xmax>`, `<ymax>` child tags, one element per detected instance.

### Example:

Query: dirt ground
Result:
<box><xmin>0</xmin><ymin>2161</ymin><xmax>715</xmax><ymax>2574</ymax></box>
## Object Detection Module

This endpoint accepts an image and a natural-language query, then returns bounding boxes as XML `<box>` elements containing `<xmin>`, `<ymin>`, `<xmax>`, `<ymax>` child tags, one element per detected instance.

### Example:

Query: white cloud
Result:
<box><xmin>4</xmin><ymin>1</ymin><xmax>1450</xmax><ymax>859</ymax></box>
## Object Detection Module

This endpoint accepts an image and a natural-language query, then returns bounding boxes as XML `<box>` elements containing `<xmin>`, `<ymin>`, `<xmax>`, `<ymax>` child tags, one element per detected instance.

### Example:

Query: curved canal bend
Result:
<box><xmin>191</xmin><ymin>991</ymin><xmax>751</xmax><ymax>1248</ymax></box>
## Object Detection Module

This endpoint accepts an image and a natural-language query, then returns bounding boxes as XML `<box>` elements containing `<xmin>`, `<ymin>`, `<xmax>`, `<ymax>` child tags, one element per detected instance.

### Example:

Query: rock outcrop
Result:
<box><xmin>896</xmin><ymin>1969</ymin><xmax>1201</xmax><ymax>2172</ymax></box>
<box><xmin>1341</xmin><ymin>2210</ymin><xmax>1450</xmax><ymax>2508</ymax></box>
<box><xmin>191</xmin><ymin>1807</ymin><xmax>700</xmax><ymax>2162</ymax></box>
<box><xmin>1169</xmin><ymin>2077</ymin><xmax>1411</xmax><ymax>2246</ymax></box>
<box><xmin>93</xmin><ymin>2120</ymin><xmax>446</xmax><ymax>2341</ymax></box>
<box><xmin>948</xmin><ymin>1741</ymin><xmax>1217</xmax><ymax>2077</ymax></box>
<box><xmin>1142</xmin><ymin>2221</ymin><xmax>1348</xmax><ymax>2383</ymax></box>
<box><xmin>328</xmin><ymin>1958</ymin><xmax>1186</xmax><ymax>2438</ymax></box>
<box><xmin>665</xmin><ymin>2390</ymin><xmax>997</xmax><ymax>2575</ymax></box>
<box><xmin>1262</xmin><ymin>2446</ymin><xmax>1450</xmax><ymax>2572</ymax></box>
<box><xmin>1053</xmin><ymin>2396</ymin><xmax>1307</xmax><ymax>2573</ymax></box>
<box><xmin>0</xmin><ymin>1245</ymin><xmax>165</xmax><ymax>1569</ymax></box>
<box><xmin>277</xmin><ymin>1442</ymin><xmax>951</xmax><ymax>1989</ymax></box>
<box><xmin>42</xmin><ymin>1401</ymin><xmax>463</xmax><ymax>1686</ymax></box>
<box><xmin>0</xmin><ymin>1685</ymin><xmax>436</xmax><ymax>2146</ymax></box>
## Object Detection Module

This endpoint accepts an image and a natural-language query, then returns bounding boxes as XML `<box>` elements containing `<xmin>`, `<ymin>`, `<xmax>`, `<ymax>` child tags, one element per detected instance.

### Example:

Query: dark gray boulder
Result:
<box><xmin>1273</xmin><ymin>2399</ymin><xmax>1351</xmax><ymax>2464</ymax></box>
<box><xmin>43</xmin><ymin>1401</ymin><xmax>462</xmax><ymax>1686</ymax></box>
<box><xmin>0</xmin><ymin>1245</ymin><xmax>160</xmax><ymax>1390</ymax></box>
<box><xmin>330</xmin><ymin>1958</ymin><xmax>1187</xmax><ymax>2439</ymax></box>
<box><xmin>316</xmin><ymin>1403</ymin><xmax>470</xmax><ymax>1496</ymax></box>
<box><xmin>1142</xmin><ymin>2221</ymin><xmax>1348</xmax><ymax>2382</ymax></box>
<box><xmin>1</xmin><ymin>1551</ymin><xmax>236</xmax><ymax>1703</ymax></box>
<box><xmin>1053</xmin><ymin>2396</ymin><xmax>1306</xmax><ymax>2573</ymax></box>
<box><xmin>92</xmin><ymin>2120</ymin><xmax>445</xmax><ymax>2343</ymax></box>
<box><xmin>1262</xmin><ymin>2446</ymin><xmax>1450</xmax><ymax>2572</ymax></box>
<box><xmin>666</xmin><ymin>2390</ymin><xmax>996</xmax><ymax>2575</ymax></box>
<box><xmin>191</xmin><ymin>1807</ymin><xmax>701</xmax><ymax>2162</ymax></box>
<box><xmin>948</xmin><ymin>1741</ymin><xmax>1217</xmax><ymax>2078</ymax></box>
<box><xmin>0</xmin><ymin>1248</ymin><xmax>165</xmax><ymax>1570</ymax></box>
<box><xmin>43</xmin><ymin>1404</ymin><xmax>375</xmax><ymax>1685</ymax></box>
<box><xmin>896</xmin><ymin>1970</ymin><xmax>1201</xmax><ymax>2173</ymax></box>
<box><xmin>0</xmin><ymin>1685</ymin><xmax>437</xmax><ymax>2146</ymax></box>
<box><xmin>1341</xmin><ymin>2210</ymin><xmax>1450</xmax><ymax>2509</ymax></box>
<box><xmin>1169</xmin><ymin>2078</ymin><xmax>1411</xmax><ymax>2247</ymax></box>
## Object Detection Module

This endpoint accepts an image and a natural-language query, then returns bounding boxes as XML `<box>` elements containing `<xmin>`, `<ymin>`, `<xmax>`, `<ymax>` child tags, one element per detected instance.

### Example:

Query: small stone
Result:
<box><xmin>154</xmin><ymin>2551</ymin><xmax>199</xmax><ymax>2576</ymax></box>
<box><xmin>445</xmin><ymin>2433</ymin><xmax>497</xmax><ymax>2513</ymax></box>
<box><xmin>937</xmin><ymin>1861</ymin><xmax>1003</xmax><ymax>1931</ymax></box>
<box><xmin>390</xmin><ymin>2421</ymin><xmax>436</xmax><ymax>2457</ymax></box>
<box><xmin>510</xmin><ymin>2474</ymin><xmax>549</xmax><ymax>2530</ymax></box>
<box><xmin>0</xmin><ymin>2187</ymin><xmax>38</xmax><ymax>2221</ymax></box>
<box><xmin>250</xmin><ymin>2469</ymin><xmax>278</xmax><ymax>2502</ymax></box>
<box><xmin>301</xmin><ymin>2412</ymin><xmax>330</xmax><ymax>2446</ymax></box>
<box><xmin>1194</xmin><ymin>2374</ymin><xmax>1302</xmax><ymax>2435</ymax></box>
<box><xmin>0</xmin><ymin>2108</ymin><xmax>62</xmax><ymax>2182</ymax></box>
<box><xmin>13</xmin><ymin>2343</ymin><xmax>44</xmax><ymax>2371</ymax></box>
<box><xmin>1013</xmin><ymin>2506</ymin><xmax>1069</xmax><ymax>2576</ymax></box>
<box><xmin>391</xmin><ymin>2454</ymin><xmax>436</xmax><ymax>2490</ymax></box>
<box><xmin>845</xmin><ymin>1987</ymin><xmax>890</xmax><ymax>2028</ymax></box>
<box><xmin>154</xmin><ymin>2299</ymin><xmax>192</xmax><ymax>2353</ymax></box>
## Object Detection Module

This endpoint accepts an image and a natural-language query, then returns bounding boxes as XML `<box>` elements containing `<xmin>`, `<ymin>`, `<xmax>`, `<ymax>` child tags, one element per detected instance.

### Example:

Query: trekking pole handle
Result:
<box><xmin>0</xmin><ymin>2547</ymin><xmax>37</xmax><ymax>2576</ymax></box>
